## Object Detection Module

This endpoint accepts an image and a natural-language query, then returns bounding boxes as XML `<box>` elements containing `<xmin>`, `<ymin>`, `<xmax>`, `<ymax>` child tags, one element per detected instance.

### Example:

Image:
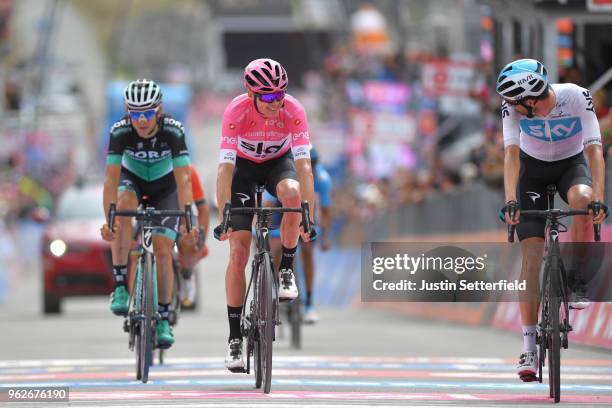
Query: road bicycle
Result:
<box><xmin>217</xmin><ymin>185</ymin><xmax>312</xmax><ymax>393</ymax></box>
<box><xmin>109</xmin><ymin>203</ymin><xmax>191</xmax><ymax>383</ymax></box>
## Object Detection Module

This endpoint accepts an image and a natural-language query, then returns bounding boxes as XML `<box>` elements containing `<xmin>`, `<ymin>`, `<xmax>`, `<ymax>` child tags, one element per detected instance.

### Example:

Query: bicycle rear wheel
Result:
<box><xmin>288</xmin><ymin>296</ymin><xmax>302</xmax><ymax>349</ymax></box>
<box><xmin>138</xmin><ymin>252</ymin><xmax>154</xmax><ymax>383</ymax></box>
<box><xmin>549</xmin><ymin>256</ymin><xmax>561</xmax><ymax>402</ymax></box>
<box><xmin>259</xmin><ymin>252</ymin><xmax>274</xmax><ymax>394</ymax></box>
<box><xmin>254</xmin><ymin>337</ymin><xmax>263</xmax><ymax>389</ymax></box>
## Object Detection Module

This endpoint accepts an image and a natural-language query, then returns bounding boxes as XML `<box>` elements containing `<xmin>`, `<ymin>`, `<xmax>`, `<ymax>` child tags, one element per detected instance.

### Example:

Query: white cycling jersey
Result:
<box><xmin>502</xmin><ymin>83</ymin><xmax>601</xmax><ymax>162</ymax></box>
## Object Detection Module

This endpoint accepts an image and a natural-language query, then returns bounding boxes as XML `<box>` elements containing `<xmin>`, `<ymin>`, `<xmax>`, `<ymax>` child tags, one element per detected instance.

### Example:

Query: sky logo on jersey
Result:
<box><xmin>239</xmin><ymin>139</ymin><xmax>288</xmax><ymax>157</ymax></box>
<box><xmin>520</xmin><ymin>117</ymin><xmax>582</xmax><ymax>142</ymax></box>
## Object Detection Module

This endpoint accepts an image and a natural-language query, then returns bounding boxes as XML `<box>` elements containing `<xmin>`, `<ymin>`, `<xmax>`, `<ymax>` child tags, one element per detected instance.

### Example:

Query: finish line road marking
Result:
<box><xmin>62</xmin><ymin>390</ymin><xmax>612</xmax><ymax>404</ymax></box>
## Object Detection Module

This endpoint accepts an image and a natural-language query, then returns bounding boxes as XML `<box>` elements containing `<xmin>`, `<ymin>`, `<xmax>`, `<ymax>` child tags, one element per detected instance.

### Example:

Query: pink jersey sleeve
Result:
<box><xmin>284</xmin><ymin>95</ymin><xmax>311</xmax><ymax>161</ymax></box>
<box><xmin>219</xmin><ymin>95</ymin><xmax>248</xmax><ymax>164</ymax></box>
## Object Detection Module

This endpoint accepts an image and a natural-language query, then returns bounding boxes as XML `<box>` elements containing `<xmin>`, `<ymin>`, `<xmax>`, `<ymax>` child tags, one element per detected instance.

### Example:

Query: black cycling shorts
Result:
<box><xmin>516</xmin><ymin>150</ymin><xmax>592</xmax><ymax>241</ymax></box>
<box><xmin>118</xmin><ymin>170</ymin><xmax>180</xmax><ymax>241</ymax></box>
<box><xmin>230</xmin><ymin>153</ymin><xmax>299</xmax><ymax>231</ymax></box>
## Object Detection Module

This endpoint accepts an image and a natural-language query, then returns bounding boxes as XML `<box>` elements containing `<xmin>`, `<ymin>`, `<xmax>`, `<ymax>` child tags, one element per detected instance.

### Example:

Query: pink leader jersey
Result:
<box><xmin>219</xmin><ymin>94</ymin><xmax>311</xmax><ymax>164</ymax></box>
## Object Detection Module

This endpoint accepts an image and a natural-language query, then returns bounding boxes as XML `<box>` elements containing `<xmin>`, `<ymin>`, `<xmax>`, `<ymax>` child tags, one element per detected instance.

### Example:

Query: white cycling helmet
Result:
<box><xmin>124</xmin><ymin>78</ymin><xmax>162</xmax><ymax>110</ymax></box>
<box><xmin>496</xmin><ymin>59</ymin><xmax>548</xmax><ymax>102</ymax></box>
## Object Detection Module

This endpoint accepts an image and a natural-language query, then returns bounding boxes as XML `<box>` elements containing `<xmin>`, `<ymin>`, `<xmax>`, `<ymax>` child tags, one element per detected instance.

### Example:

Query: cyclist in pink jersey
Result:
<box><xmin>214</xmin><ymin>58</ymin><xmax>317</xmax><ymax>372</ymax></box>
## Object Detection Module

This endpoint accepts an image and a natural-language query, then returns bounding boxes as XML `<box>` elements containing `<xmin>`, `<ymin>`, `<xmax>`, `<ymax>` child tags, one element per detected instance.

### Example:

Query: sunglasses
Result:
<box><xmin>257</xmin><ymin>91</ymin><xmax>286</xmax><ymax>103</ymax></box>
<box><xmin>129</xmin><ymin>108</ymin><xmax>158</xmax><ymax>121</ymax></box>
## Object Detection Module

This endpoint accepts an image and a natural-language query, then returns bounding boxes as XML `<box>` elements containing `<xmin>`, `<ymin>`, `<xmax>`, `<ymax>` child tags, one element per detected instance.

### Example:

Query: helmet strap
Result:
<box><xmin>519</xmin><ymin>100</ymin><xmax>535</xmax><ymax>118</ymax></box>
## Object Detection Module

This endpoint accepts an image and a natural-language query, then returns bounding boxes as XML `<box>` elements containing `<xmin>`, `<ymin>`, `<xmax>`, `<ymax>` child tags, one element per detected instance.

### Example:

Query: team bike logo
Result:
<box><xmin>239</xmin><ymin>139</ymin><xmax>288</xmax><ymax>156</ymax></box>
<box><xmin>143</xmin><ymin>229</ymin><xmax>153</xmax><ymax>251</ymax></box>
<box><xmin>519</xmin><ymin>117</ymin><xmax>582</xmax><ymax>142</ymax></box>
<box><xmin>235</xmin><ymin>193</ymin><xmax>250</xmax><ymax>205</ymax></box>
<box><xmin>526</xmin><ymin>191</ymin><xmax>540</xmax><ymax>204</ymax></box>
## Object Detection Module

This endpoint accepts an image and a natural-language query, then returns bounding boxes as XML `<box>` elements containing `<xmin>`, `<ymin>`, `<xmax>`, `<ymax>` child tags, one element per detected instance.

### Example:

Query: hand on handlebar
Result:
<box><xmin>502</xmin><ymin>200</ymin><xmax>521</xmax><ymax>225</ymax></box>
<box><xmin>300</xmin><ymin>220</ymin><xmax>317</xmax><ymax>242</ymax></box>
<box><xmin>100</xmin><ymin>223</ymin><xmax>117</xmax><ymax>242</ymax></box>
<box><xmin>213</xmin><ymin>224</ymin><xmax>233</xmax><ymax>241</ymax></box>
<box><xmin>180</xmin><ymin>225</ymin><xmax>199</xmax><ymax>248</ymax></box>
<box><xmin>588</xmin><ymin>200</ymin><xmax>609</xmax><ymax>225</ymax></box>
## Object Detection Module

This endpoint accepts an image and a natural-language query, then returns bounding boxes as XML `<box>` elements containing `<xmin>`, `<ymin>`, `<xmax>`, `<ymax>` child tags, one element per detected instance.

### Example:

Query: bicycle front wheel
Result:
<box><xmin>138</xmin><ymin>252</ymin><xmax>154</xmax><ymax>383</ymax></box>
<box><xmin>259</xmin><ymin>252</ymin><xmax>275</xmax><ymax>394</ymax></box>
<box><xmin>548</xmin><ymin>256</ymin><xmax>562</xmax><ymax>402</ymax></box>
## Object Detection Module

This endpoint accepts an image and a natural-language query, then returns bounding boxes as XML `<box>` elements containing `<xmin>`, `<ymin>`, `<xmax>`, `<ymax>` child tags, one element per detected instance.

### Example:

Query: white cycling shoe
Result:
<box><xmin>225</xmin><ymin>338</ymin><xmax>245</xmax><ymax>373</ymax></box>
<box><xmin>278</xmin><ymin>269</ymin><xmax>298</xmax><ymax>302</ymax></box>
<box><xmin>517</xmin><ymin>351</ymin><xmax>538</xmax><ymax>382</ymax></box>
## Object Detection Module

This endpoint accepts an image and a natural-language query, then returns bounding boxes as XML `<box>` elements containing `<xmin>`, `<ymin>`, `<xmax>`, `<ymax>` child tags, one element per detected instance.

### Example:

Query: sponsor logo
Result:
<box><xmin>111</xmin><ymin>119</ymin><xmax>128</xmax><ymax>132</ymax></box>
<box><xmin>582</xmin><ymin>90</ymin><xmax>595</xmax><ymax>113</ymax></box>
<box><xmin>501</xmin><ymin>101</ymin><xmax>510</xmax><ymax>119</ymax></box>
<box><xmin>519</xmin><ymin>117</ymin><xmax>582</xmax><ymax>141</ymax></box>
<box><xmin>164</xmin><ymin>117</ymin><xmax>185</xmax><ymax>132</ymax></box>
<box><xmin>126</xmin><ymin>149</ymin><xmax>172</xmax><ymax>160</ymax></box>
<box><xmin>143</xmin><ymin>229</ymin><xmax>153</xmax><ymax>249</ymax></box>
<box><xmin>235</xmin><ymin>193</ymin><xmax>250</xmax><ymax>205</ymax></box>
<box><xmin>239</xmin><ymin>139</ymin><xmax>288</xmax><ymax>156</ymax></box>
<box><xmin>151</xmin><ymin>137</ymin><xmax>157</xmax><ymax>148</ymax></box>
<box><xmin>222</xmin><ymin>135</ymin><xmax>237</xmax><ymax>145</ymax></box>
<box><xmin>517</xmin><ymin>74</ymin><xmax>534</xmax><ymax>86</ymax></box>
<box><xmin>526</xmin><ymin>191</ymin><xmax>540</xmax><ymax>204</ymax></box>
<box><xmin>292</xmin><ymin>131</ymin><xmax>309</xmax><ymax>141</ymax></box>
<box><xmin>137</xmin><ymin>142</ymin><xmax>143</xmax><ymax>149</ymax></box>
<box><xmin>584</xmin><ymin>138</ymin><xmax>601</xmax><ymax>146</ymax></box>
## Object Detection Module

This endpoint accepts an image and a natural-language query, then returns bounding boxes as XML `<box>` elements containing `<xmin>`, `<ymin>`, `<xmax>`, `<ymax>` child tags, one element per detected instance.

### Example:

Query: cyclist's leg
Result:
<box><xmin>558</xmin><ymin>153</ymin><xmax>594</xmax><ymax>308</ymax></box>
<box><xmin>110</xmin><ymin>173</ymin><xmax>140</xmax><ymax>316</ymax></box>
<box><xmin>225</xmin><ymin>160</ymin><xmax>257</xmax><ymax>371</ymax></box>
<box><xmin>558</xmin><ymin>154</ymin><xmax>593</xmax><ymax>242</ymax></box>
<box><xmin>267</xmin><ymin>156</ymin><xmax>301</xmax><ymax>301</ymax></box>
<box><xmin>150</xmin><ymin>188</ymin><xmax>181</xmax><ymax>346</ymax></box>
<box><xmin>515</xmin><ymin>152</ymin><xmax>548</xmax><ymax>380</ymax></box>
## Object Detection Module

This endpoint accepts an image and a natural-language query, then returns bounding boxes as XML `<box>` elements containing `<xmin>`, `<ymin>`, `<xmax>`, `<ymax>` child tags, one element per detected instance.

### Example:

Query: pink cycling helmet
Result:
<box><xmin>243</xmin><ymin>58</ymin><xmax>288</xmax><ymax>93</ymax></box>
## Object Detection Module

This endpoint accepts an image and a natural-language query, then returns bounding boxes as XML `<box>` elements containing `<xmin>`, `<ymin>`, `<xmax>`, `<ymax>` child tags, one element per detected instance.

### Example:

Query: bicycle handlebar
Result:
<box><xmin>215</xmin><ymin>201</ymin><xmax>313</xmax><ymax>240</ymax></box>
<box><xmin>108</xmin><ymin>203</ymin><xmax>193</xmax><ymax>233</ymax></box>
<box><xmin>502</xmin><ymin>207</ymin><xmax>604</xmax><ymax>242</ymax></box>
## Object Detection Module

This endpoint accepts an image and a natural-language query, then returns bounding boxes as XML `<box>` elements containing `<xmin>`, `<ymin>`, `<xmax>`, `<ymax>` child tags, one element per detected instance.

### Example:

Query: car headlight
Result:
<box><xmin>49</xmin><ymin>240</ymin><xmax>67</xmax><ymax>257</ymax></box>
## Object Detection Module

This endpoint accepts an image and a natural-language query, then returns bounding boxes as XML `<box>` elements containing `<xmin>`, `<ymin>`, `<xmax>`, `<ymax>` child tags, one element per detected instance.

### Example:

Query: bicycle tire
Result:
<box><xmin>135</xmin><ymin>258</ymin><xmax>144</xmax><ymax>381</ymax></box>
<box><xmin>550</xmin><ymin>256</ymin><xmax>561</xmax><ymax>402</ymax></box>
<box><xmin>252</xmin><ymin>262</ymin><xmax>263</xmax><ymax>389</ymax></box>
<box><xmin>254</xmin><ymin>338</ymin><xmax>262</xmax><ymax>389</ymax></box>
<box><xmin>288</xmin><ymin>297</ymin><xmax>302</xmax><ymax>349</ymax></box>
<box><xmin>139</xmin><ymin>252</ymin><xmax>154</xmax><ymax>383</ymax></box>
<box><xmin>260</xmin><ymin>252</ymin><xmax>274</xmax><ymax>394</ymax></box>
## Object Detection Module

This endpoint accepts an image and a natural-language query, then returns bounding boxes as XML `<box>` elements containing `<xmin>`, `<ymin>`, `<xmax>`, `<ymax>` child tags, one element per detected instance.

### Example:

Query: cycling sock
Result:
<box><xmin>280</xmin><ymin>246</ymin><xmax>297</xmax><ymax>271</ymax></box>
<box><xmin>522</xmin><ymin>325</ymin><xmax>537</xmax><ymax>352</ymax></box>
<box><xmin>158</xmin><ymin>303</ymin><xmax>170</xmax><ymax>321</ymax></box>
<box><xmin>112</xmin><ymin>265</ymin><xmax>128</xmax><ymax>288</ymax></box>
<box><xmin>228</xmin><ymin>305</ymin><xmax>243</xmax><ymax>341</ymax></box>
<box><xmin>305</xmin><ymin>290</ymin><xmax>312</xmax><ymax>307</ymax></box>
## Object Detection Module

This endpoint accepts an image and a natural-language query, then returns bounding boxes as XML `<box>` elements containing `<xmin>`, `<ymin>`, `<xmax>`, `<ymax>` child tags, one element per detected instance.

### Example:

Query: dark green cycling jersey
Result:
<box><xmin>106</xmin><ymin>114</ymin><xmax>191</xmax><ymax>181</ymax></box>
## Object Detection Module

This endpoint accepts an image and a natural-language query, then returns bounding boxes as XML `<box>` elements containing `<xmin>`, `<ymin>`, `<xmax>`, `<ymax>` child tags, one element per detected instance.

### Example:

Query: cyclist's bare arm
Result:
<box><xmin>584</xmin><ymin>144</ymin><xmax>606</xmax><ymax>223</ymax></box>
<box><xmin>504</xmin><ymin>145</ymin><xmax>520</xmax><ymax>224</ymax></box>
<box><xmin>197</xmin><ymin>201</ymin><xmax>210</xmax><ymax>238</ymax></box>
<box><xmin>216</xmin><ymin>163</ymin><xmax>234</xmax><ymax>219</ymax></box>
<box><xmin>174</xmin><ymin>165</ymin><xmax>194</xmax><ymax>210</ymax></box>
<box><xmin>295</xmin><ymin>158</ymin><xmax>316</xmax><ymax>220</ymax></box>
<box><xmin>101</xmin><ymin>164</ymin><xmax>122</xmax><ymax>240</ymax></box>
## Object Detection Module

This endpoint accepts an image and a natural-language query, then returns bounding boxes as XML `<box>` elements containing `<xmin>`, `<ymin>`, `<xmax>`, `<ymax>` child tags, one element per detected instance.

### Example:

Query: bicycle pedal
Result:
<box><xmin>520</xmin><ymin>373</ymin><xmax>538</xmax><ymax>382</ymax></box>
